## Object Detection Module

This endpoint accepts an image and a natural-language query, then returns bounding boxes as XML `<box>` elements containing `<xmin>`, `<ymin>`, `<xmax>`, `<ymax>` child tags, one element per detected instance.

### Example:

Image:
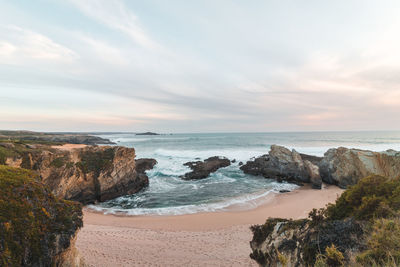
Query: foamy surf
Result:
<box><xmin>91</xmin><ymin>131</ymin><xmax>400</xmax><ymax>216</ymax></box>
<box><xmin>88</xmin><ymin>183</ymin><xmax>298</xmax><ymax>216</ymax></box>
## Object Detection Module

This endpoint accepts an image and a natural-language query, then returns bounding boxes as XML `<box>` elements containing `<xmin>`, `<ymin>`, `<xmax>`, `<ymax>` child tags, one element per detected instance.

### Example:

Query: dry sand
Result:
<box><xmin>76</xmin><ymin>185</ymin><xmax>343</xmax><ymax>267</ymax></box>
<box><xmin>52</xmin><ymin>144</ymin><xmax>87</xmax><ymax>150</ymax></box>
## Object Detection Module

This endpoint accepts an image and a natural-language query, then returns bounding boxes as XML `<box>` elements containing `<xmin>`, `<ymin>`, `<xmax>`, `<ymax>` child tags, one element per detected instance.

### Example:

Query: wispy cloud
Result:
<box><xmin>68</xmin><ymin>0</ymin><xmax>158</xmax><ymax>49</ymax></box>
<box><xmin>0</xmin><ymin>25</ymin><xmax>78</xmax><ymax>63</ymax></box>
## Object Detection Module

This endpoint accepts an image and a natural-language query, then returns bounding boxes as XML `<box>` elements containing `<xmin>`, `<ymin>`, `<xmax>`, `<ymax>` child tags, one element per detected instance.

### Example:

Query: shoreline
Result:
<box><xmin>77</xmin><ymin>185</ymin><xmax>343</xmax><ymax>266</ymax></box>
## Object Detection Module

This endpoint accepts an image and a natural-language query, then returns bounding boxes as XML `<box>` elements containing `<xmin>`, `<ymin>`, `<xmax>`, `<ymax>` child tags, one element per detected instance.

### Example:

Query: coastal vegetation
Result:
<box><xmin>250</xmin><ymin>174</ymin><xmax>400</xmax><ymax>266</ymax></box>
<box><xmin>0</xmin><ymin>165</ymin><xmax>82</xmax><ymax>266</ymax></box>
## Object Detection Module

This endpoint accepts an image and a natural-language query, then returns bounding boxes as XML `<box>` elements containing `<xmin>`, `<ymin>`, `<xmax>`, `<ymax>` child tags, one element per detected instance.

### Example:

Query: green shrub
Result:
<box><xmin>356</xmin><ymin>218</ymin><xmax>400</xmax><ymax>265</ymax></box>
<box><xmin>50</xmin><ymin>157</ymin><xmax>67</xmax><ymax>168</ymax></box>
<box><xmin>313</xmin><ymin>245</ymin><xmax>344</xmax><ymax>267</ymax></box>
<box><xmin>325</xmin><ymin>175</ymin><xmax>400</xmax><ymax>221</ymax></box>
<box><xmin>77</xmin><ymin>148</ymin><xmax>115</xmax><ymax>175</ymax></box>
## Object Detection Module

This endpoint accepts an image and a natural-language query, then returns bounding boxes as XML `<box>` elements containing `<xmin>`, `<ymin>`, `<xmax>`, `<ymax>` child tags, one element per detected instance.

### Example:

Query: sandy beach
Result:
<box><xmin>52</xmin><ymin>144</ymin><xmax>87</xmax><ymax>150</ymax></box>
<box><xmin>76</xmin><ymin>185</ymin><xmax>343</xmax><ymax>266</ymax></box>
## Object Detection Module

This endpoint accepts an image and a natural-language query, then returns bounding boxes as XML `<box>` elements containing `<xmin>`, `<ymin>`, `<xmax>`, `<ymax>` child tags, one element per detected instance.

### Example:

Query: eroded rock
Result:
<box><xmin>240</xmin><ymin>145</ymin><xmax>321</xmax><ymax>186</ymax></box>
<box><xmin>319</xmin><ymin>147</ymin><xmax>400</xmax><ymax>188</ymax></box>
<box><xmin>182</xmin><ymin>156</ymin><xmax>231</xmax><ymax>180</ymax></box>
<box><xmin>1</xmin><ymin>143</ymin><xmax>157</xmax><ymax>204</ymax></box>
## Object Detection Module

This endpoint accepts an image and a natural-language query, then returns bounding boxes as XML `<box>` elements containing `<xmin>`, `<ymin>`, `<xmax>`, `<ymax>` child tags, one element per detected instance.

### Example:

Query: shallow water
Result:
<box><xmin>90</xmin><ymin>131</ymin><xmax>400</xmax><ymax>215</ymax></box>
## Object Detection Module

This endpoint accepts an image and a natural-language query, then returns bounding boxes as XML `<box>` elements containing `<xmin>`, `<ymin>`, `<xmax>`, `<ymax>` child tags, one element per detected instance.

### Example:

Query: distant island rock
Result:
<box><xmin>136</xmin><ymin>132</ymin><xmax>160</xmax><ymax>136</ymax></box>
<box><xmin>181</xmin><ymin>156</ymin><xmax>231</xmax><ymax>180</ymax></box>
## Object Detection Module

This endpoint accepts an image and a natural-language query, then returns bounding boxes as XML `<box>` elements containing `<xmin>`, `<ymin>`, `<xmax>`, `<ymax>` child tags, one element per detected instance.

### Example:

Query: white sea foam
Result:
<box><xmin>153</xmin><ymin>148</ymin><xmax>266</xmax><ymax>162</ymax></box>
<box><xmin>89</xmin><ymin>183</ymin><xmax>298</xmax><ymax>216</ymax></box>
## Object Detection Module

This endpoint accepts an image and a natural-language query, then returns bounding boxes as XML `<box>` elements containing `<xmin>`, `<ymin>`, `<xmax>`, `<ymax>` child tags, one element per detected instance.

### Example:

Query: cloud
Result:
<box><xmin>0</xmin><ymin>25</ymin><xmax>78</xmax><ymax>64</ymax></box>
<box><xmin>67</xmin><ymin>0</ymin><xmax>158</xmax><ymax>49</ymax></box>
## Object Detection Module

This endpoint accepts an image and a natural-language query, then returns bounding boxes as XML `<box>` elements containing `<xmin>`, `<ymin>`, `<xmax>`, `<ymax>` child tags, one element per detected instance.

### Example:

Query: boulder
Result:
<box><xmin>319</xmin><ymin>147</ymin><xmax>400</xmax><ymax>188</ymax></box>
<box><xmin>182</xmin><ymin>156</ymin><xmax>231</xmax><ymax>180</ymax></box>
<box><xmin>240</xmin><ymin>145</ymin><xmax>321</xmax><ymax>186</ymax></box>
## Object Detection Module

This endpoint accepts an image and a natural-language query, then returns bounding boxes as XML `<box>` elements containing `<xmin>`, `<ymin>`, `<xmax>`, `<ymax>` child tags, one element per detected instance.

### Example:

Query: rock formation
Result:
<box><xmin>249</xmin><ymin>218</ymin><xmax>365</xmax><ymax>267</ymax></box>
<box><xmin>182</xmin><ymin>156</ymin><xmax>231</xmax><ymax>180</ymax></box>
<box><xmin>240</xmin><ymin>145</ymin><xmax>322</xmax><ymax>188</ymax></box>
<box><xmin>1</xmin><ymin>143</ymin><xmax>157</xmax><ymax>204</ymax></box>
<box><xmin>0</xmin><ymin>166</ymin><xmax>84</xmax><ymax>266</ymax></box>
<box><xmin>319</xmin><ymin>147</ymin><xmax>400</xmax><ymax>188</ymax></box>
<box><xmin>241</xmin><ymin>145</ymin><xmax>400</xmax><ymax>189</ymax></box>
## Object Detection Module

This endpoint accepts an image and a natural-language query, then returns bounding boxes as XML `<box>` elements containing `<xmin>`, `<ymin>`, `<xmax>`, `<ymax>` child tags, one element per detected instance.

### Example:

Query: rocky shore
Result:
<box><xmin>241</xmin><ymin>145</ymin><xmax>400</xmax><ymax>189</ymax></box>
<box><xmin>1</xmin><ymin>142</ymin><xmax>157</xmax><ymax>204</ymax></box>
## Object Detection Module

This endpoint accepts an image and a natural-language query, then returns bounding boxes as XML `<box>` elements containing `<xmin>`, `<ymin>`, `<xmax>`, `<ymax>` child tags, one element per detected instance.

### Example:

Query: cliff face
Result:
<box><xmin>250</xmin><ymin>218</ymin><xmax>365</xmax><ymax>267</ymax></box>
<box><xmin>0</xmin><ymin>166</ymin><xmax>84</xmax><ymax>266</ymax></box>
<box><xmin>319</xmin><ymin>147</ymin><xmax>400</xmax><ymax>188</ymax></box>
<box><xmin>1</xmin><ymin>143</ymin><xmax>156</xmax><ymax>204</ymax></box>
<box><xmin>250</xmin><ymin>175</ymin><xmax>400</xmax><ymax>266</ymax></box>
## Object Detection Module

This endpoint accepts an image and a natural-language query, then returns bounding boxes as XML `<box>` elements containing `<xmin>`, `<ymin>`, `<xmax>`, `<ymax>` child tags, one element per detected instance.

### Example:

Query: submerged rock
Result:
<box><xmin>182</xmin><ymin>156</ymin><xmax>231</xmax><ymax>180</ymax></box>
<box><xmin>240</xmin><ymin>145</ymin><xmax>322</xmax><ymax>188</ymax></box>
<box><xmin>1</xmin><ymin>143</ymin><xmax>157</xmax><ymax>204</ymax></box>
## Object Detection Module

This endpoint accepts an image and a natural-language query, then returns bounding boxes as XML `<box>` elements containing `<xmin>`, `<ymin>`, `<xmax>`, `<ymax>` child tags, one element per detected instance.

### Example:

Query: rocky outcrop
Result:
<box><xmin>0</xmin><ymin>166</ymin><xmax>84</xmax><ymax>266</ymax></box>
<box><xmin>319</xmin><ymin>147</ymin><xmax>400</xmax><ymax>188</ymax></box>
<box><xmin>1</xmin><ymin>143</ymin><xmax>157</xmax><ymax>204</ymax></box>
<box><xmin>250</xmin><ymin>218</ymin><xmax>365</xmax><ymax>267</ymax></box>
<box><xmin>240</xmin><ymin>145</ymin><xmax>322</xmax><ymax>188</ymax></box>
<box><xmin>241</xmin><ymin>145</ymin><xmax>400</xmax><ymax>189</ymax></box>
<box><xmin>182</xmin><ymin>156</ymin><xmax>231</xmax><ymax>180</ymax></box>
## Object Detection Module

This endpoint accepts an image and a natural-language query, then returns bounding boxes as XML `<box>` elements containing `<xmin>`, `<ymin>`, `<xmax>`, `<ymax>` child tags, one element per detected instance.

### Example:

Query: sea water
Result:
<box><xmin>90</xmin><ymin>131</ymin><xmax>400</xmax><ymax>215</ymax></box>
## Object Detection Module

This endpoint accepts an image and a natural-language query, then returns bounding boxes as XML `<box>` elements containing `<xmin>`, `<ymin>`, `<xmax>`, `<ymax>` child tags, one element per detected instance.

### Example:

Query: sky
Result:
<box><xmin>1</xmin><ymin>0</ymin><xmax>400</xmax><ymax>133</ymax></box>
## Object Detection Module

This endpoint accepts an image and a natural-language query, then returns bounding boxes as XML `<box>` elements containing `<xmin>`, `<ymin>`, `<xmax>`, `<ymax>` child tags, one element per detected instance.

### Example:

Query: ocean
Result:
<box><xmin>89</xmin><ymin>131</ymin><xmax>400</xmax><ymax>215</ymax></box>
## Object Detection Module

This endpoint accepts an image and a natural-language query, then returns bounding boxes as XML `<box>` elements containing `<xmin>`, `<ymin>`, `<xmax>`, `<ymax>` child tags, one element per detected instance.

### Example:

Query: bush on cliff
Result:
<box><xmin>250</xmin><ymin>174</ymin><xmax>400</xmax><ymax>267</ymax></box>
<box><xmin>0</xmin><ymin>166</ymin><xmax>83</xmax><ymax>266</ymax></box>
<box><xmin>325</xmin><ymin>175</ymin><xmax>400</xmax><ymax>221</ymax></box>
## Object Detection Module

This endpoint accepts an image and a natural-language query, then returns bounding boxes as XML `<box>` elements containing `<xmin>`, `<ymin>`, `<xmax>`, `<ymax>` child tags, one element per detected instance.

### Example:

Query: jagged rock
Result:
<box><xmin>319</xmin><ymin>147</ymin><xmax>400</xmax><ymax>188</ymax></box>
<box><xmin>182</xmin><ymin>156</ymin><xmax>231</xmax><ymax>180</ymax></box>
<box><xmin>240</xmin><ymin>145</ymin><xmax>320</xmax><ymax>186</ymax></box>
<box><xmin>304</xmin><ymin>160</ymin><xmax>322</xmax><ymax>189</ymax></box>
<box><xmin>1</xmin><ymin>143</ymin><xmax>157</xmax><ymax>204</ymax></box>
<box><xmin>250</xmin><ymin>218</ymin><xmax>365</xmax><ymax>267</ymax></box>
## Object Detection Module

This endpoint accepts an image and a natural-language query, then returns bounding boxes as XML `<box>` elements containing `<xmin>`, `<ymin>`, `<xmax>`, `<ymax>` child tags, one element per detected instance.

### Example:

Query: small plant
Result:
<box><xmin>309</xmin><ymin>208</ymin><xmax>326</xmax><ymax>226</ymax></box>
<box><xmin>325</xmin><ymin>244</ymin><xmax>344</xmax><ymax>267</ymax></box>
<box><xmin>276</xmin><ymin>249</ymin><xmax>288</xmax><ymax>267</ymax></box>
<box><xmin>356</xmin><ymin>218</ymin><xmax>400</xmax><ymax>265</ymax></box>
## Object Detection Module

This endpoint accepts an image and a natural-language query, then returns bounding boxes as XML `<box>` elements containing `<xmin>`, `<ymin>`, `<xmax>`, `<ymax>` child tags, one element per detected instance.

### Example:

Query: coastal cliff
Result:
<box><xmin>1</xmin><ymin>142</ymin><xmax>156</xmax><ymax>204</ymax></box>
<box><xmin>0</xmin><ymin>166</ymin><xmax>84</xmax><ymax>266</ymax></box>
<box><xmin>250</xmin><ymin>174</ymin><xmax>400</xmax><ymax>266</ymax></box>
<box><xmin>241</xmin><ymin>145</ymin><xmax>400</xmax><ymax>188</ymax></box>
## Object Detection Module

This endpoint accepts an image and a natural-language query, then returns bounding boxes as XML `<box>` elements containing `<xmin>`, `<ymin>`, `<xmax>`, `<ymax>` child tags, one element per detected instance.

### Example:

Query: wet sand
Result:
<box><xmin>76</xmin><ymin>185</ymin><xmax>343</xmax><ymax>266</ymax></box>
